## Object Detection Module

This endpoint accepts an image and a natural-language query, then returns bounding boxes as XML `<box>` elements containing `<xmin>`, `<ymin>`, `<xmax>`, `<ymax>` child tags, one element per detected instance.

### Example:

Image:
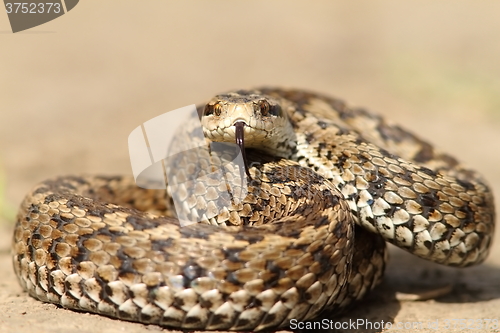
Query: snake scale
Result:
<box><xmin>13</xmin><ymin>88</ymin><xmax>495</xmax><ymax>331</ymax></box>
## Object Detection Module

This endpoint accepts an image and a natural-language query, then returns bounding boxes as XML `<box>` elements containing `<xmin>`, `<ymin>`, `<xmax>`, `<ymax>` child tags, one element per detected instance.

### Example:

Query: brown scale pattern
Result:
<box><xmin>262</xmin><ymin>88</ymin><xmax>494</xmax><ymax>267</ymax></box>
<box><xmin>14</xmin><ymin>160</ymin><xmax>376</xmax><ymax>331</ymax></box>
<box><xmin>12</xmin><ymin>88</ymin><xmax>495</xmax><ymax>331</ymax></box>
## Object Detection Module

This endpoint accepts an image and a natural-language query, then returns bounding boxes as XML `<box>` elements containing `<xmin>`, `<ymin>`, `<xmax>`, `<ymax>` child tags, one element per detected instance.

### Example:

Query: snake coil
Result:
<box><xmin>13</xmin><ymin>88</ymin><xmax>495</xmax><ymax>331</ymax></box>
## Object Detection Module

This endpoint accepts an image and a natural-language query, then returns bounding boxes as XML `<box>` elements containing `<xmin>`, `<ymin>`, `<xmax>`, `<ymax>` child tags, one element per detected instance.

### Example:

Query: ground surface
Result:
<box><xmin>1</xmin><ymin>1</ymin><xmax>500</xmax><ymax>332</ymax></box>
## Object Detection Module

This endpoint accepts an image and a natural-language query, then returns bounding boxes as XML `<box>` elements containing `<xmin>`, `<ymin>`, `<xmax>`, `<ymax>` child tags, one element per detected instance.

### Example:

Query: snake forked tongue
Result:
<box><xmin>234</xmin><ymin>121</ymin><xmax>252</xmax><ymax>180</ymax></box>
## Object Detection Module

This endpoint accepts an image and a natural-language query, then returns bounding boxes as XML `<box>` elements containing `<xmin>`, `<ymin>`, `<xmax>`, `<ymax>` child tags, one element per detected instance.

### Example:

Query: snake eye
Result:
<box><xmin>257</xmin><ymin>100</ymin><xmax>271</xmax><ymax>116</ymax></box>
<box><xmin>204</xmin><ymin>102</ymin><xmax>223</xmax><ymax>116</ymax></box>
<box><xmin>255</xmin><ymin>100</ymin><xmax>282</xmax><ymax>117</ymax></box>
<box><xmin>214</xmin><ymin>103</ymin><xmax>223</xmax><ymax>116</ymax></box>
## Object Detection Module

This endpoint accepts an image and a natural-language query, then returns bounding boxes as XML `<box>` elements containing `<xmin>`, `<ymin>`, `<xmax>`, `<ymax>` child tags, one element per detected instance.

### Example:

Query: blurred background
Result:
<box><xmin>1</xmin><ymin>1</ymin><xmax>499</xmax><ymax>332</ymax></box>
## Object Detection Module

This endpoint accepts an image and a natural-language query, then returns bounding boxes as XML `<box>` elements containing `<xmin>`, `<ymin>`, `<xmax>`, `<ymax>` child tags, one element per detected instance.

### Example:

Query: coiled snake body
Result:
<box><xmin>13</xmin><ymin>88</ymin><xmax>495</xmax><ymax>331</ymax></box>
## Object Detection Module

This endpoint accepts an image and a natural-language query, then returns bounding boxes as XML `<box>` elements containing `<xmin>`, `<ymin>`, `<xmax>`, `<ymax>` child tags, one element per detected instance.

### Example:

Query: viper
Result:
<box><xmin>12</xmin><ymin>88</ymin><xmax>495</xmax><ymax>331</ymax></box>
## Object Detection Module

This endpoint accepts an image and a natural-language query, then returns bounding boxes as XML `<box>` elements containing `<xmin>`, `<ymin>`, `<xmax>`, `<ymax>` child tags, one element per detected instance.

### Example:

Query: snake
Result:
<box><xmin>12</xmin><ymin>88</ymin><xmax>495</xmax><ymax>331</ymax></box>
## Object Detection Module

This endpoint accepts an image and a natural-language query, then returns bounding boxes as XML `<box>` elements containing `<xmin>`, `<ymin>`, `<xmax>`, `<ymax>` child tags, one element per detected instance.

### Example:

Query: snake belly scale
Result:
<box><xmin>12</xmin><ymin>88</ymin><xmax>495</xmax><ymax>331</ymax></box>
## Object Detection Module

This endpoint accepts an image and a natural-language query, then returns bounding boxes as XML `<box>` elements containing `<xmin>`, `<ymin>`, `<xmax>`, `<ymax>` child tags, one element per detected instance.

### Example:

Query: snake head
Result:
<box><xmin>201</xmin><ymin>90</ymin><xmax>295</xmax><ymax>150</ymax></box>
<box><xmin>200</xmin><ymin>90</ymin><xmax>297</xmax><ymax>178</ymax></box>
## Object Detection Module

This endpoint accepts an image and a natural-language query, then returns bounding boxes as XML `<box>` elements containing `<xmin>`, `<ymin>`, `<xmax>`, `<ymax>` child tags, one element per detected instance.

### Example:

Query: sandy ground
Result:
<box><xmin>1</xmin><ymin>1</ymin><xmax>500</xmax><ymax>332</ymax></box>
